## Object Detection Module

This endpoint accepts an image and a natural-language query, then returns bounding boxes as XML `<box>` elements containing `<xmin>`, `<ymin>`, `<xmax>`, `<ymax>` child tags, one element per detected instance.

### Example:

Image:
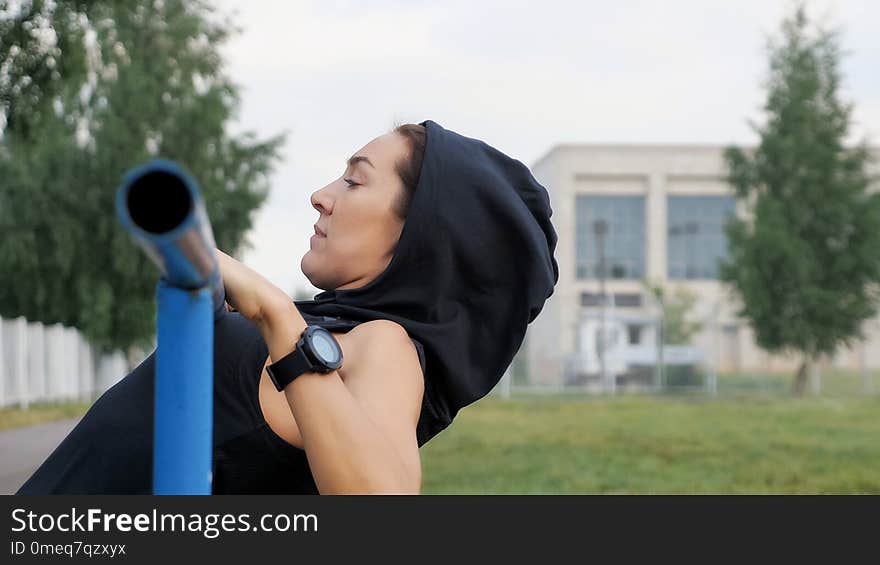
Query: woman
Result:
<box><xmin>16</xmin><ymin>119</ymin><xmax>559</xmax><ymax>495</ymax></box>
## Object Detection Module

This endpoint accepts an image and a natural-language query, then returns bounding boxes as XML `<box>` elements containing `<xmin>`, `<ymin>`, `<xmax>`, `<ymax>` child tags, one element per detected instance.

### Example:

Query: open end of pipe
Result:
<box><xmin>127</xmin><ymin>171</ymin><xmax>192</xmax><ymax>234</ymax></box>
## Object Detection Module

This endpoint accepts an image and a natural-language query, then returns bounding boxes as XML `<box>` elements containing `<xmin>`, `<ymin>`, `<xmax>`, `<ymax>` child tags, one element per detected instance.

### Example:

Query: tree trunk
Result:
<box><xmin>808</xmin><ymin>358</ymin><xmax>821</xmax><ymax>395</ymax></box>
<box><xmin>792</xmin><ymin>359</ymin><xmax>808</xmax><ymax>396</ymax></box>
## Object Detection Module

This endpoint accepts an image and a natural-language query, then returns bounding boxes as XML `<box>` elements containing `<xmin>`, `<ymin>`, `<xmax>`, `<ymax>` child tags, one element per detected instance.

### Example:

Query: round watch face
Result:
<box><xmin>309</xmin><ymin>327</ymin><xmax>342</xmax><ymax>367</ymax></box>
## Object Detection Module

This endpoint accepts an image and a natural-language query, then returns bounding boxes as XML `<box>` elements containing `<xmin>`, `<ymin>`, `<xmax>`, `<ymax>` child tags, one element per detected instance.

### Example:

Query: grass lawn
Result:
<box><xmin>420</xmin><ymin>394</ymin><xmax>880</xmax><ymax>494</ymax></box>
<box><xmin>3</xmin><ymin>376</ymin><xmax>878</xmax><ymax>494</ymax></box>
<box><xmin>0</xmin><ymin>402</ymin><xmax>91</xmax><ymax>431</ymax></box>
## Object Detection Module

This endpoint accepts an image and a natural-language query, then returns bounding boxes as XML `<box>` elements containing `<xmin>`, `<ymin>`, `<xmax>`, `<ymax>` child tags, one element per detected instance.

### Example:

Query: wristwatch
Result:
<box><xmin>266</xmin><ymin>325</ymin><xmax>344</xmax><ymax>391</ymax></box>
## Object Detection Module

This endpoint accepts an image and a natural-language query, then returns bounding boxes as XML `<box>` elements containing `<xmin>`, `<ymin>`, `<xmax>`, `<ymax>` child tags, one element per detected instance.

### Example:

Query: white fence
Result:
<box><xmin>0</xmin><ymin>316</ymin><xmax>129</xmax><ymax>409</ymax></box>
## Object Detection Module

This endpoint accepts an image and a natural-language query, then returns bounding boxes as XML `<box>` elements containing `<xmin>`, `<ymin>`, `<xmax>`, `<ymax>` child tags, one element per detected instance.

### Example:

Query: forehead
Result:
<box><xmin>352</xmin><ymin>132</ymin><xmax>408</xmax><ymax>172</ymax></box>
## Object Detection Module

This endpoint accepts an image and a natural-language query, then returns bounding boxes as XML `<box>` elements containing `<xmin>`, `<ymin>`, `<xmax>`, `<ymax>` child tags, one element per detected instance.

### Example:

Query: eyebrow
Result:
<box><xmin>346</xmin><ymin>155</ymin><xmax>375</xmax><ymax>169</ymax></box>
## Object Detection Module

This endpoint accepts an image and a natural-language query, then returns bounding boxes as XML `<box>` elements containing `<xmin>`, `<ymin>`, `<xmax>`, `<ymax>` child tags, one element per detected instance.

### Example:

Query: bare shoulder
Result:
<box><xmin>341</xmin><ymin>319</ymin><xmax>424</xmax><ymax>385</ymax></box>
<box><xmin>348</xmin><ymin>318</ymin><xmax>409</xmax><ymax>340</ymax></box>
<box><xmin>338</xmin><ymin>319</ymin><xmax>424</xmax><ymax>462</ymax></box>
<box><xmin>344</xmin><ymin>319</ymin><xmax>420</xmax><ymax>363</ymax></box>
<box><xmin>341</xmin><ymin>319</ymin><xmax>424</xmax><ymax>490</ymax></box>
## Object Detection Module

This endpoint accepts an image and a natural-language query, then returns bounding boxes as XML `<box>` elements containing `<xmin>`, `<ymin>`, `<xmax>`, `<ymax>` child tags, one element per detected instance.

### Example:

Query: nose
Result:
<box><xmin>310</xmin><ymin>183</ymin><xmax>334</xmax><ymax>216</ymax></box>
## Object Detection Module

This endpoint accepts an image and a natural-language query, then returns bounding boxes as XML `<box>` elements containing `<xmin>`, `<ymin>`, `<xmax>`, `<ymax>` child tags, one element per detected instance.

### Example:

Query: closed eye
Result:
<box><xmin>344</xmin><ymin>178</ymin><xmax>359</xmax><ymax>188</ymax></box>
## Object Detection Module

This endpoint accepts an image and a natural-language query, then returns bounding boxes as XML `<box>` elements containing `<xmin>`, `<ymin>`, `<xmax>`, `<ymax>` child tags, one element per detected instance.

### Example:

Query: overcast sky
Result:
<box><xmin>211</xmin><ymin>0</ymin><xmax>879</xmax><ymax>296</ymax></box>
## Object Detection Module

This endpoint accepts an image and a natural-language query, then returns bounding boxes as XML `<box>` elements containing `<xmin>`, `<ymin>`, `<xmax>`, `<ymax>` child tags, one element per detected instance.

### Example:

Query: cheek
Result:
<box><xmin>307</xmin><ymin>227</ymin><xmax>351</xmax><ymax>268</ymax></box>
<box><xmin>333</xmin><ymin>198</ymin><xmax>383</xmax><ymax>246</ymax></box>
<box><xmin>328</xmin><ymin>231</ymin><xmax>367</xmax><ymax>262</ymax></box>
<box><xmin>329</xmin><ymin>194</ymin><xmax>400</xmax><ymax>258</ymax></box>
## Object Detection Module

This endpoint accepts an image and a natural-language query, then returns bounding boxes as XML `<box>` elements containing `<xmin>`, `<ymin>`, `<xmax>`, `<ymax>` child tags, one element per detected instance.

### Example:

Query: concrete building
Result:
<box><xmin>524</xmin><ymin>144</ymin><xmax>880</xmax><ymax>386</ymax></box>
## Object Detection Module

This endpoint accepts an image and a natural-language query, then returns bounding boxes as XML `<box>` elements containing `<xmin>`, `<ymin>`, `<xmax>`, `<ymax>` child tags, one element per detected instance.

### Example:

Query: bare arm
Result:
<box><xmin>216</xmin><ymin>249</ymin><xmax>423</xmax><ymax>494</ymax></box>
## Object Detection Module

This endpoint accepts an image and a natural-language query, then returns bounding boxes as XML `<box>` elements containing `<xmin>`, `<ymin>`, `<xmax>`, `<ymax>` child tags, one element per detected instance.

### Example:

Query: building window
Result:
<box><xmin>627</xmin><ymin>324</ymin><xmax>642</xmax><ymax>345</ymax></box>
<box><xmin>667</xmin><ymin>195</ymin><xmax>736</xmax><ymax>279</ymax></box>
<box><xmin>581</xmin><ymin>292</ymin><xmax>643</xmax><ymax>307</ymax></box>
<box><xmin>614</xmin><ymin>293</ymin><xmax>642</xmax><ymax>308</ymax></box>
<box><xmin>575</xmin><ymin>195</ymin><xmax>645</xmax><ymax>280</ymax></box>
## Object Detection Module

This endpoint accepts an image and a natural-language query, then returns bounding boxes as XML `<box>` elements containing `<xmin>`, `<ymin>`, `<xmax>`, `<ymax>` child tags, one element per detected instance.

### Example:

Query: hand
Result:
<box><xmin>215</xmin><ymin>248</ymin><xmax>290</xmax><ymax>324</ymax></box>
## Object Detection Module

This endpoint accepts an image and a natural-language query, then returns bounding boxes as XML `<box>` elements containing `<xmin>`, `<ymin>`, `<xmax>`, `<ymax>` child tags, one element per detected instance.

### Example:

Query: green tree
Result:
<box><xmin>645</xmin><ymin>281</ymin><xmax>703</xmax><ymax>345</ymax></box>
<box><xmin>1</xmin><ymin>0</ymin><xmax>93</xmax><ymax>328</ymax></box>
<box><xmin>0</xmin><ymin>0</ymin><xmax>284</xmax><ymax>360</ymax></box>
<box><xmin>722</xmin><ymin>5</ymin><xmax>880</xmax><ymax>394</ymax></box>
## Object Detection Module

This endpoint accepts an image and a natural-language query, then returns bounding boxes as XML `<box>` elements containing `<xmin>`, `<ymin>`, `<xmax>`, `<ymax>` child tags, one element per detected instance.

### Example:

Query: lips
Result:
<box><xmin>313</xmin><ymin>224</ymin><xmax>327</xmax><ymax>237</ymax></box>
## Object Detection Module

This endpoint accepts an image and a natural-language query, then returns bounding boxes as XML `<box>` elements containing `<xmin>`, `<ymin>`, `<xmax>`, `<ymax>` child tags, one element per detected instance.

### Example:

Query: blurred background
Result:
<box><xmin>1</xmin><ymin>0</ymin><xmax>878</xmax><ymax>493</ymax></box>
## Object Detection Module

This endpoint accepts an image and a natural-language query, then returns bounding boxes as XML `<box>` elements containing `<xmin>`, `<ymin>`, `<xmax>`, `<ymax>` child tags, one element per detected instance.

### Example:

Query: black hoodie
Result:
<box><xmin>295</xmin><ymin>119</ymin><xmax>559</xmax><ymax>446</ymax></box>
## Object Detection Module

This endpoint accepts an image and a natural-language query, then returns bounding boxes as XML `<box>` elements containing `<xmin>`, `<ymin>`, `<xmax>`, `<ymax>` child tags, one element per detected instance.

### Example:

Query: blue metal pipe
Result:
<box><xmin>116</xmin><ymin>159</ymin><xmax>225</xmax><ymax>317</ymax></box>
<box><xmin>153</xmin><ymin>281</ymin><xmax>213</xmax><ymax>494</ymax></box>
<box><xmin>116</xmin><ymin>159</ymin><xmax>220</xmax><ymax>494</ymax></box>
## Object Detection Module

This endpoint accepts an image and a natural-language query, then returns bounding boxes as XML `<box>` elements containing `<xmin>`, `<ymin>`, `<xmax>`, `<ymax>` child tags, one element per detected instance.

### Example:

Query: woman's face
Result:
<box><xmin>301</xmin><ymin>131</ymin><xmax>409</xmax><ymax>291</ymax></box>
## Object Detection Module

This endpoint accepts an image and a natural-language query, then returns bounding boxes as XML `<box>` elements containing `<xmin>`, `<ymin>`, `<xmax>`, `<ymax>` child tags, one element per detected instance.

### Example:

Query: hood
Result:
<box><xmin>295</xmin><ymin>119</ymin><xmax>559</xmax><ymax>446</ymax></box>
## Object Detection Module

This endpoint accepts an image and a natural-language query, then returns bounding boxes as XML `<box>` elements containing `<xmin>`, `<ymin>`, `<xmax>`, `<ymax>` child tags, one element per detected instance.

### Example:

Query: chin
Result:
<box><xmin>300</xmin><ymin>252</ymin><xmax>331</xmax><ymax>291</ymax></box>
<box><xmin>300</xmin><ymin>252</ymin><xmax>315</xmax><ymax>281</ymax></box>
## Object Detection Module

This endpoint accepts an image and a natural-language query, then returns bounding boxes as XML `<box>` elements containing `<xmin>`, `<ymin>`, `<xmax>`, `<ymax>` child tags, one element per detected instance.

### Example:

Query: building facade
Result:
<box><xmin>524</xmin><ymin>144</ymin><xmax>880</xmax><ymax>386</ymax></box>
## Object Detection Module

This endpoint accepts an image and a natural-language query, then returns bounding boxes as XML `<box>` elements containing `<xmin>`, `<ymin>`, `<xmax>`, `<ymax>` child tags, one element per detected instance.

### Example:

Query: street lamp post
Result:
<box><xmin>593</xmin><ymin>220</ymin><xmax>613</xmax><ymax>394</ymax></box>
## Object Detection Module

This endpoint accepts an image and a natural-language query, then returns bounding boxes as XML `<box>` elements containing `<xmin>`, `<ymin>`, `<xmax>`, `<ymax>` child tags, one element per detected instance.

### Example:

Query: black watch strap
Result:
<box><xmin>266</xmin><ymin>346</ymin><xmax>313</xmax><ymax>391</ymax></box>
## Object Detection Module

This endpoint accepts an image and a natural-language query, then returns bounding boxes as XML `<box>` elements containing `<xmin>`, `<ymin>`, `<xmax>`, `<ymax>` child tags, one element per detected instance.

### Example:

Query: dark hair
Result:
<box><xmin>391</xmin><ymin>122</ymin><xmax>426</xmax><ymax>219</ymax></box>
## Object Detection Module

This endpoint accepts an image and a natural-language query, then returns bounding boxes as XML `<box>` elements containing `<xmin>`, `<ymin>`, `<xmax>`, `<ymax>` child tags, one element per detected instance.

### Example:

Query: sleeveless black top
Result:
<box><xmin>15</xmin><ymin>310</ymin><xmax>426</xmax><ymax>495</ymax></box>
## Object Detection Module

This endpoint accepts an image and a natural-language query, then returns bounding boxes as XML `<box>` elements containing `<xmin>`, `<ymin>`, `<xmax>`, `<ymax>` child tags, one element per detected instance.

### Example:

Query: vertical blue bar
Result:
<box><xmin>154</xmin><ymin>280</ymin><xmax>213</xmax><ymax>494</ymax></box>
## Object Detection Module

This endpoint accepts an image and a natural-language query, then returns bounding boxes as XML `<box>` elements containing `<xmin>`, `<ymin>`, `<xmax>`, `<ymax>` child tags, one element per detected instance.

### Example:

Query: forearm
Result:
<box><xmin>215</xmin><ymin>249</ymin><xmax>283</xmax><ymax>321</ymax></box>
<box><xmin>261</xmin><ymin>301</ymin><xmax>416</xmax><ymax>494</ymax></box>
